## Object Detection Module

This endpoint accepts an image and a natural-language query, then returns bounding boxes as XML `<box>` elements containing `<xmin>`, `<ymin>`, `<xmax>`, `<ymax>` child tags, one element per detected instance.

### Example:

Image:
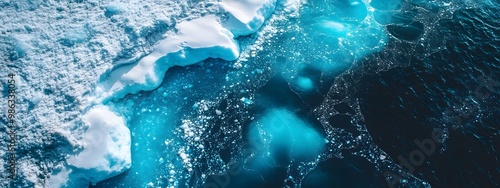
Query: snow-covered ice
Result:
<box><xmin>99</xmin><ymin>0</ymin><xmax>279</xmax><ymax>101</ymax></box>
<box><xmin>47</xmin><ymin>105</ymin><xmax>130</xmax><ymax>186</ymax></box>
<box><xmin>67</xmin><ymin>105</ymin><xmax>130</xmax><ymax>185</ymax></box>
<box><xmin>220</xmin><ymin>0</ymin><xmax>277</xmax><ymax>36</ymax></box>
<box><xmin>100</xmin><ymin>15</ymin><xmax>240</xmax><ymax>100</ymax></box>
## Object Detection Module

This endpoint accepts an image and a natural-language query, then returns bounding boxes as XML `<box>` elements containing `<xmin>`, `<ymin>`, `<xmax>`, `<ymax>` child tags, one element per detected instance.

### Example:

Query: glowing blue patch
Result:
<box><xmin>249</xmin><ymin>109</ymin><xmax>324</xmax><ymax>162</ymax></box>
<box><xmin>295</xmin><ymin>77</ymin><xmax>315</xmax><ymax>92</ymax></box>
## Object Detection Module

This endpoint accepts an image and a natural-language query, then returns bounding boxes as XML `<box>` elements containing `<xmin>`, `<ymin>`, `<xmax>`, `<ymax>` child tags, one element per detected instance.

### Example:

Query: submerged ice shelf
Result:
<box><xmin>248</xmin><ymin>108</ymin><xmax>325</xmax><ymax>161</ymax></box>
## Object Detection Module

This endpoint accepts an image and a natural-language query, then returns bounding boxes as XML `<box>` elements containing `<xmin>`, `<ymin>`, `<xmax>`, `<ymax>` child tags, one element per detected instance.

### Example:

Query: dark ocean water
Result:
<box><xmin>354</xmin><ymin>7</ymin><xmax>500</xmax><ymax>188</ymax></box>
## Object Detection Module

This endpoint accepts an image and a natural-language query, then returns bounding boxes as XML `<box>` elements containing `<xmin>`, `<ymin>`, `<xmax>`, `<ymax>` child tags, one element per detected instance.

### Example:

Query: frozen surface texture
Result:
<box><xmin>99</xmin><ymin>0</ymin><xmax>279</xmax><ymax>100</ymax></box>
<box><xmin>220</xmin><ymin>0</ymin><xmax>277</xmax><ymax>36</ymax></box>
<box><xmin>100</xmin><ymin>15</ymin><xmax>240</xmax><ymax>100</ymax></box>
<box><xmin>249</xmin><ymin>108</ymin><xmax>325</xmax><ymax>160</ymax></box>
<box><xmin>65</xmin><ymin>105</ymin><xmax>131</xmax><ymax>185</ymax></box>
<box><xmin>47</xmin><ymin>105</ymin><xmax>130</xmax><ymax>187</ymax></box>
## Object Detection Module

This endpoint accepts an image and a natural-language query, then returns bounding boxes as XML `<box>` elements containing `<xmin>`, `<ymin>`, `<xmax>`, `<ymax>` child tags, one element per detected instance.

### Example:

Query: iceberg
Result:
<box><xmin>249</xmin><ymin>109</ymin><xmax>325</xmax><ymax>162</ymax></box>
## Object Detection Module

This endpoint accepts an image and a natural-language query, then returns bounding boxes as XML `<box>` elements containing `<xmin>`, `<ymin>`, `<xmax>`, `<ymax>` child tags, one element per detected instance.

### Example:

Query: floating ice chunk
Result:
<box><xmin>220</xmin><ymin>0</ymin><xmax>277</xmax><ymax>36</ymax></box>
<box><xmin>101</xmin><ymin>15</ymin><xmax>239</xmax><ymax>100</ymax></box>
<box><xmin>240</xmin><ymin>97</ymin><xmax>253</xmax><ymax>105</ymax></box>
<box><xmin>65</xmin><ymin>105</ymin><xmax>131</xmax><ymax>185</ymax></box>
